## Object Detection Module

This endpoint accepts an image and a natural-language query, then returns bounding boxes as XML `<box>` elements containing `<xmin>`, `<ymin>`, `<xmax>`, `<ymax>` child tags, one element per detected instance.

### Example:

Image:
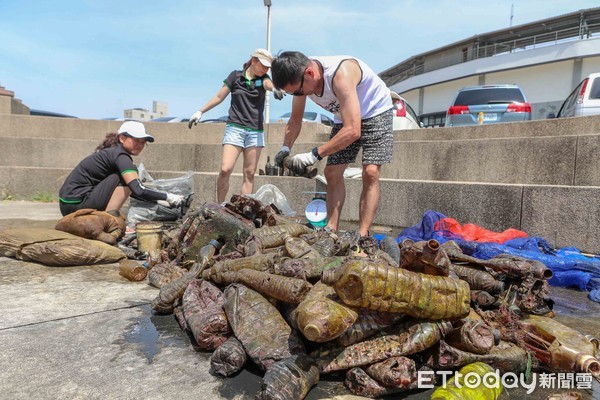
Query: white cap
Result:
<box><xmin>390</xmin><ymin>91</ymin><xmax>401</xmax><ymax>101</ymax></box>
<box><xmin>252</xmin><ymin>48</ymin><xmax>273</xmax><ymax>67</ymax></box>
<box><xmin>117</xmin><ymin>121</ymin><xmax>154</xmax><ymax>142</ymax></box>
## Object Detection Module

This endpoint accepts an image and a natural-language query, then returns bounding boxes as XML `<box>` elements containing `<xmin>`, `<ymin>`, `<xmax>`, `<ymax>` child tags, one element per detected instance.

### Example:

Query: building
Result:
<box><xmin>380</xmin><ymin>7</ymin><xmax>600</xmax><ymax>127</ymax></box>
<box><xmin>124</xmin><ymin>100</ymin><xmax>168</xmax><ymax>121</ymax></box>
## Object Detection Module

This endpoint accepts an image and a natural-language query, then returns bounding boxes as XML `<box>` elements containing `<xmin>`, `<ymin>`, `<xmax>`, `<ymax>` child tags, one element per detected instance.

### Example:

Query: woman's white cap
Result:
<box><xmin>117</xmin><ymin>121</ymin><xmax>154</xmax><ymax>142</ymax></box>
<box><xmin>252</xmin><ymin>48</ymin><xmax>273</xmax><ymax>67</ymax></box>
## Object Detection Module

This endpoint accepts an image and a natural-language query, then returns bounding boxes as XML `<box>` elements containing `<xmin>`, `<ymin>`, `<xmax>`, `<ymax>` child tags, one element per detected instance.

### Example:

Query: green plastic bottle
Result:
<box><xmin>431</xmin><ymin>362</ymin><xmax>503</xmax><ymax>400</ymax></box>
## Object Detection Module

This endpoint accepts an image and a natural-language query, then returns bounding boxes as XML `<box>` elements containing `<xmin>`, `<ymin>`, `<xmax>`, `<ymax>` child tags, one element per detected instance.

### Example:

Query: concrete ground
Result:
<box><xmin>0</xmin><ymin>201</ymin><xmax>599</xmax><ymax>400</ymax></box>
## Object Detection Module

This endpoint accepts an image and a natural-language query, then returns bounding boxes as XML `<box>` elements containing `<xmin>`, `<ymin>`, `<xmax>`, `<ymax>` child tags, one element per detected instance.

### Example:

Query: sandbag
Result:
<box><xmin>0</xmin><ymin>228</ymin><xmax>126</xmax><ymax>266</ymax></box>
<box><xmin>55</xmin><ymin>208</ymin><xmax>126</xmax><ymax>245</ymax></box>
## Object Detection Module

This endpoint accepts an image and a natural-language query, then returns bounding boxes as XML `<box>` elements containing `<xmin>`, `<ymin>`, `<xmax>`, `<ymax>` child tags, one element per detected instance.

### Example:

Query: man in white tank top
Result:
<box><xmin>271</xmin><ymin>51</ymin><xmax>394</xmax><ymax>237</ymax></box>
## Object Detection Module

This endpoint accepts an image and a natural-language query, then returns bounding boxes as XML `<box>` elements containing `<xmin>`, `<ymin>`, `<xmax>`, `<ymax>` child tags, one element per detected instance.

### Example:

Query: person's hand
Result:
<box><xmin>288</xmin><ymin>151</ymin><xmax>318</xmax><ymax>173</ymax></box>
<box><xmin>188</xmin><ymin>110</ymin><xmax>203</xmax><ymax>129</ymax></box>
<box><xmin>274</xmin><ymin>145</ymin><xmax>290</xmax><ymax>168</ymax></box>
<box><xmin>166</xmin><ymin>193</ymin><xmax>185</xmax><ymax>207</ymax></box>
<box><xmin>273</xmin><ymin>88</ymin><xmax>286</xmax><ymax>101</ymax></box>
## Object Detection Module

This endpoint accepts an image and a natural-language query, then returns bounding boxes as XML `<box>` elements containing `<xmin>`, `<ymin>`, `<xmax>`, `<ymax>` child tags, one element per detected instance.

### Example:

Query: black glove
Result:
<box><xmin>274</xmin><ymin>146</ymin><xmax>290</xmax><ymax>168</ymax></box>
<box><xmin>273</xmin><ymin>88</ymin><xmax>286</xmax><ymax>101</ymax></box>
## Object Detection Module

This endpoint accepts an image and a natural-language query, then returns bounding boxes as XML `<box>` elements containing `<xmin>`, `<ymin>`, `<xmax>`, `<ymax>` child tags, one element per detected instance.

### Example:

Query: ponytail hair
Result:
<box><xmin>95</xmin><ymin>132</ymin><xmax>119</xmax><ymax>152</ymax></box>
<box><xmin>242</xmin><ymin>58</ymin><xmax>253</xmax><ymax>70</ymax></box>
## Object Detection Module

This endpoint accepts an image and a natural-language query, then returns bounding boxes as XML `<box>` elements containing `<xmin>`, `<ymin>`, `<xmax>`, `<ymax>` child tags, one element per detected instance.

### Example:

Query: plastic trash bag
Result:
<box><xmin>250</xmin><ymin>184</ymin><xmax>295</xmax><ymax>216</ymax></box>
<box><xmin>127</xmin><ymin>163</ymin><xmax>194</xmax><ymax>227</ymax></box>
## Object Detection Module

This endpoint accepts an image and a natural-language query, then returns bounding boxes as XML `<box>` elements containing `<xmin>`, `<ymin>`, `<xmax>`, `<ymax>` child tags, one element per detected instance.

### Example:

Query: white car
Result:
<box><xmin>391</xmin><ymin>91</ymin><xmax>421</xmax><ymax>130</ymax></box>
<box><xmin>554</xmin><ymin>72</ymin><xmax>600</xmax><ymax>118</ymax></box>
<box><xmin>277</xmin><ymin>111</ymin><xmax>334</xmax><ymax>126</ymax></box>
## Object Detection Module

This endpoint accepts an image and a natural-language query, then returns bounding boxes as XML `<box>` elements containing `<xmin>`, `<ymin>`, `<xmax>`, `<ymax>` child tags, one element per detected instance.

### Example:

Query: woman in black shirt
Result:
<box><xmin>59</xmin><ymin>121</ymin><xmax>184</xmax><ymax>216</ymax></box>
<box><xmin>187</xmin><ymin>48</ymin><xmax>284</xmax><ymax>203</ymax></box>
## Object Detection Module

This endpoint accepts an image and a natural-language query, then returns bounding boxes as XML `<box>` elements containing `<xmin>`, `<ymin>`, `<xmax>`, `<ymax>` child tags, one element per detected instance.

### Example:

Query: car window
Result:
<box><xmin>280</xmin><ymin>112</ymin><xmax>291</xmax><ymax>118</ymax></box>
<box><xmin>590</xmin><ymin>78</ymin><xmax>600</xmax><ymax>100</ymax></box>
<box><xmin>454</xmin><ymin>88</ymin><xmax>525</xmax><ymax>105</ymax></box>
<box><xmin>320</xmin><ymin>115</ymin><xmax>333</xmax><ymax>126</ymax></box>
<box><xmin>304</xmin><ymin>112</ymin><xmax>317</xmax><ymax>120</ymax></box>
<box><xmin>558</xmin><ymin>81</ymin><xmax>584</xmax><ymax>117</ymax></box>
<box><xmin>405</xmin><ymin>102</ymin><xmax>419</xmax><ymax>122</ymax></box>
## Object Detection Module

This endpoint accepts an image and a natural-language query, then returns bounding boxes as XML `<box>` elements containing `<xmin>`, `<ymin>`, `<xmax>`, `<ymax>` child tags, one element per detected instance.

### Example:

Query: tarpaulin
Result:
<box><xmin>396</xmin><ymin>210</ymin><xmax>600</xmax><ymax>302</ymax></box>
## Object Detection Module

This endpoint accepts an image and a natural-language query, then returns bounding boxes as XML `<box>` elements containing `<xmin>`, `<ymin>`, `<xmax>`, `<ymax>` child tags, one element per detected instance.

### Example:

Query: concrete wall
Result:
<box><xmin>3</xmin><ymin>113</ymin><xmax>600</xmax><ymax>253</ymax></box>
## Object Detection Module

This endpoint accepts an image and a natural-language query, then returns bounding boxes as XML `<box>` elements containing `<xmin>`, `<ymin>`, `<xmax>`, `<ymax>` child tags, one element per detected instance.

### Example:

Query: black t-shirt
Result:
<box><xmin>224</xmin><ymin>69</ymin><xmax>271</xmax><ymax>130</ymax></box>
<box><xmin>59</xmin><ymin>144</ymin><xmax>139</xmax><ymax>201</ymax></box>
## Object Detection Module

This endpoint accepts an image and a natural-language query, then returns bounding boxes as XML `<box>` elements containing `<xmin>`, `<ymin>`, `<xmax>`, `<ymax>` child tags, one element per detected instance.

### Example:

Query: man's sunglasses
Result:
<box><xmin>289</xmin><ymin>67</ymin><xmax>308</xmax><ymax>96</ymax></box>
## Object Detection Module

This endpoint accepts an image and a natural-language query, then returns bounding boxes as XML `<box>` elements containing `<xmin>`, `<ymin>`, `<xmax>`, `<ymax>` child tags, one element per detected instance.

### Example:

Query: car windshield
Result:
<box><xmin>454</xmin><ymin>88</ymin><xmax>525</xmax><ymax>105</ymax></box>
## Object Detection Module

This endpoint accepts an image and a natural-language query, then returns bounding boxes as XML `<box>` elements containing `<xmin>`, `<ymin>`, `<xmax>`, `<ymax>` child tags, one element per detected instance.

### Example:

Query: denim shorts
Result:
<box><xmin>327</xmin><ymin>109</ymin><xmax>394</xmax><ymax>166</ymax></box>
<box><xmin>222</xmin><ymin>124</ymin><xmax>264</xmax><ymax>148</ymax></box>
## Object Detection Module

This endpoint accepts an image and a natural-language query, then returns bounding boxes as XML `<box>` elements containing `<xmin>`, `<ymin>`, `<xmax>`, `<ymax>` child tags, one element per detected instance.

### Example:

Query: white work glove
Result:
<box><xmin>157</xmin><ymin>193</ymin><xmax>185</xmax><ymax>208</ymax></box>
<box><xmin>288</xmin><ymin>151</ymin><xmax>318</xmax><ymax>173</ymax></box>
<box><xmin>274</xmin><ymin>145</ymin><xmax>290</xmax><ymax>168</ymax></box>
<box><xmin>273</xmin><ymin>88</ymin><xmax>286</xmax><ymax>101</ymax></box>
<box><xmin>188</xmin><ymin>110</ymin><xmax>203</xmax><ymax>129</ymax></box>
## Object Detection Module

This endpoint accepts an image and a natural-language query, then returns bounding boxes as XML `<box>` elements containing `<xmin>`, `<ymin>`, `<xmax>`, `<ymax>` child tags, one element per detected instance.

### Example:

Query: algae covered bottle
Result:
<box><xmin>322</xmin><ymin>258</ymin><xmax>470</xmax><ymax>320</ymax></box>
<box><xmin>283</xmin><ymin>234</ymin><xmax>314</xmax><ymax>259</ymax></box>
<box><xmin>431</xmin><ymin>362</ymin><xmax>503</xmax><ymax>400</ymax></box>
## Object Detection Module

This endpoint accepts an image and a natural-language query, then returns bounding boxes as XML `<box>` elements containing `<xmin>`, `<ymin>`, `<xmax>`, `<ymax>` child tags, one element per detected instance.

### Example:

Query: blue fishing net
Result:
<box><xmin>396</xmin><ymin>210</ymin><xmax>600</xmax><ymax>302</ymax></box>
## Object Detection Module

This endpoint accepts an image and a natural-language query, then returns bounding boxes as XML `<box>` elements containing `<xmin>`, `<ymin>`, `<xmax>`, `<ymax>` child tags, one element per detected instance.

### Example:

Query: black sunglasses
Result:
<box><xmin>289</xmin><ymin>67</ymin><xmax>308</xmax><ymax>96</ymax></box>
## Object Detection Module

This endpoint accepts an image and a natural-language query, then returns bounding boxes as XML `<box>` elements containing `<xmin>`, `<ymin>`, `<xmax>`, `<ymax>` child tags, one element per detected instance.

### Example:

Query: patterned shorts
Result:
<box><xmin>327</xmin><ymin>109</ymin><xmax>393</xmax><ymax>166</ymax></box>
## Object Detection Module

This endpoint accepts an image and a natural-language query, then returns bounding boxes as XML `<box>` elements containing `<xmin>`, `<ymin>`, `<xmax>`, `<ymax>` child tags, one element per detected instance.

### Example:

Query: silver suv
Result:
<box><xmin>445</xmin><ymin>84</ymin><xmax>531</xmax><ymax>127</ymax></box>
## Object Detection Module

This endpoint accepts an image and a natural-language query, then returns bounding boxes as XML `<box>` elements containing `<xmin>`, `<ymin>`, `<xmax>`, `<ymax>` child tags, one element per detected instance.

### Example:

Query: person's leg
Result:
<box><xmin>357</xmin><ymin>109</ymin><xmax>394</xmax><ymax>236</ymax></box>
<box><xmin>324</xmin><ymin>123</ymin><xmax>361</xmax><ymax>232</ymax></box>
<box><xmin>79</xmin><ymin>174</ymin><xmax>124</xmax><ymax>212</ymax></box>
<box><xmin>241</xmin><ymin>146</ymin><xmax>261</xmax><ymax>195</ymax></box>
<box><xmin>217</xmin><ymin>144</ymin><xmax>242</xmax><ymax>203</ymax></box>
<box><xmin>324</xmin><ymin>163</ymin><xmax>348</xmax><ymax>232</ymax></box>
<box><xmin>358</xmin><ymin>164</ymin><xmax>382</xmax><ymax>236</ymax></box>
<box><xmin>105</xmin><ymin>186</ymin><xmax>132</xmax><ymax>211</ymax></box>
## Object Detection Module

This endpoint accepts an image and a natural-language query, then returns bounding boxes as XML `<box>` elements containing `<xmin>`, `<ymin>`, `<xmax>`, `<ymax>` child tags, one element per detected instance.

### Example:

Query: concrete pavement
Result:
<box><xmin>0</xmin><ymin>201</ymin><xmax>599</xmax><ymax>399</ymax></box>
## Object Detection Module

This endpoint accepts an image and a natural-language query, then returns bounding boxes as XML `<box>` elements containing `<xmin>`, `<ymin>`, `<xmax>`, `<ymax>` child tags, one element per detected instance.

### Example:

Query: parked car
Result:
<box><xmin>390</xmin><ymin>91</ymin><xmax>421</xmax><ymax>130</ymax></box>
<box><xmin>445</xmin><ymin>84</ymin><xmax>531</xmax><ymax>127</ymax></box>
<box><xmin>553</xmin><ymin>72</ymin><xmax>600</xmax><ymax>118</ymax></box>
<box><xmin>277</xmin><ymin>111</ymin><xmax>334</xmax><ymax>126</ymax></box>
<box><xmin>30</xmin><ymin>109</ymin><xmax>77</xmax><ymax>118</ymax></box>
<box><xmin>150</xmin><ymin>116</ymin><xmax>189</xmax><ymax>123</ymax></box>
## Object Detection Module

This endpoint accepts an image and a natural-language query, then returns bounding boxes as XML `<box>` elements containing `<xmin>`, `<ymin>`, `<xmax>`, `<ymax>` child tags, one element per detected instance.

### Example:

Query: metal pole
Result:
<box><xmin>264</xmin><ymin>2</ymin><xmax>272</xmax><ymax>123</ymax></box>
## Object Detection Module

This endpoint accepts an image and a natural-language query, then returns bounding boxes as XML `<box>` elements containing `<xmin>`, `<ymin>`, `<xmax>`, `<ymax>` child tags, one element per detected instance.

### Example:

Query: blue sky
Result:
<box><xmin>0</xmin><ymin>0</ymin><xmax>596</xmax><ymax>121</ymax></box>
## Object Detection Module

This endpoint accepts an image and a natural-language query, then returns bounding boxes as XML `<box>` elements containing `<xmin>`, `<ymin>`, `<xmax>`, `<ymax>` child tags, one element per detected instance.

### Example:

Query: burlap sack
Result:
<box><xmin>0</xmin><ymin>228</ymin><xmax>125</xmax><ymax>266</ymax></box>
<box><xmin>55</xmin><ymin>209</ymin><xmax>126</xmax><ymax>245</ymax></box>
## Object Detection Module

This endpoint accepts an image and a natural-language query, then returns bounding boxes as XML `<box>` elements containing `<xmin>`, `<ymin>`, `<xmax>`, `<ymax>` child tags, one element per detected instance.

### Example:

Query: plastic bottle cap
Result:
<box><xmin>209</xmin><ymin>239</ymin><xmax>223</xmax><ymax>249</ymax></box>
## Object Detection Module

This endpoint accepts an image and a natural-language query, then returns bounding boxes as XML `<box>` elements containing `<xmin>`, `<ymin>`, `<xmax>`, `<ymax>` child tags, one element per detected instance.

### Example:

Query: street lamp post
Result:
<box><xmin>264</xmin><ymin>0</ymin><xmax>272</xmax><ymax>123</ymax></box>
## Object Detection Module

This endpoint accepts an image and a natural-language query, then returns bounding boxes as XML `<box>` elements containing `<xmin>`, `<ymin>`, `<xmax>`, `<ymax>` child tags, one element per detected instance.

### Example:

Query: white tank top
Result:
<box><xmin>308</xmin><ymin>56</ymin><xmax>392</xmax><ymax>123</ymax></box>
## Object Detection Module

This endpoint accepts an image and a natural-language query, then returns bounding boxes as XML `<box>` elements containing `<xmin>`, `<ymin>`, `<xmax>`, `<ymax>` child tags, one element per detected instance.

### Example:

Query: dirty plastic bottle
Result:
<box><xmin>321</xmin><ymin>258</ymin><xmax>470</xmax><ymax>320</ymax></box>
<box><xmin>196</xmin><ymin>239</ymin><xmax>223</xmax><ymax>275</ymax></box>
<box><xmin>283</xmin><ymin>234</ymin><xmax>314</xmax><ymax>259</ymax></box>
<box><xmin>265</xmin><ymin>156</ymin><xmax>275</xmax><ymax>176</ymax></box>
<box><xmin>451</xmin><ymin>264</ymin><xmax>505</xmax><ymax>294</ymax></box>
<box><xmin>519</xmin><ymin>314</ymin><xmax>600</xmax><ymax>375</ymax></box>
<box><xmin>431</xmin><ymin>362</ymin><xmax>502</xmax><ymax>400</ymax></box>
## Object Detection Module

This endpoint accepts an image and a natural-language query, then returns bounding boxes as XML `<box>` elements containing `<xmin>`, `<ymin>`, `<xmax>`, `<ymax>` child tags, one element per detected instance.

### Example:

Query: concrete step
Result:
<box><xmin>2</xmin><ymin>166</ymin><xmax>599</xmax><ymax>253</ymax></box>
<box><xmin>0</xmin><ymin>114</ymin><xmax>330</xmax><ymax>143</ymax></box>
<box><xmin>5</xmin><ymin>133</ymin><xmax>600</xmax><ymax>186</ymax></box>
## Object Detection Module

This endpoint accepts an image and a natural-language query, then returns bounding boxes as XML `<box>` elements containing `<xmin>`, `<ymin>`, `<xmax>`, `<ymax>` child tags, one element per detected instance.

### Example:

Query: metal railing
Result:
<box><xmin>389</xmin><ymin>22</ymin><xmax>600</xmax><ymax>85</ymax></box>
